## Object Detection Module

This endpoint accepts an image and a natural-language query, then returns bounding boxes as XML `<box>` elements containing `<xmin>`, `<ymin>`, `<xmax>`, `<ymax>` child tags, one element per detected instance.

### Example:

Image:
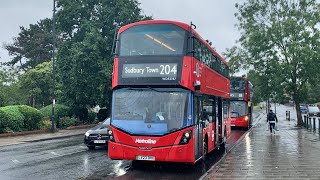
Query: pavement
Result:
<box><xmin>0</xmin><ymin>125</ymin><xmax>94</xmax><ymax>147</ymax></box>
<box><xmin>203</xmin><ymin>104</ymin><xmax>320</xmax><ymax>180</ymax></box>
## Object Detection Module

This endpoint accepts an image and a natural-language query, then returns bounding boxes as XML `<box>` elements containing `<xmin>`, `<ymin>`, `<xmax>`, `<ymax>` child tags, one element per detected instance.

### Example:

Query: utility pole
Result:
<box><xmin>51</xmin><ymin>0</ymin><xmax>57</xmax><ymax>133</ymax></box>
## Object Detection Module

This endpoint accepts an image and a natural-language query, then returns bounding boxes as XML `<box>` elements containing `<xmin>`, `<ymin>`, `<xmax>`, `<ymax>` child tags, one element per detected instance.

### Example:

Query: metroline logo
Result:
<box><xmin>135</xmin><ymin>138</ymin><xmax>156</xmax><ymax>144</ymax></box>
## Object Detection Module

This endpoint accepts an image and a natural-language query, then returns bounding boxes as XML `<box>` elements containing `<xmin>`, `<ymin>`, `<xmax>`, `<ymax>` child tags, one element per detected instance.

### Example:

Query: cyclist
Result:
<box><xmin>267</xmin><ymin>109</ymin><xmax>278</xmax><ymax>134</ymax></box>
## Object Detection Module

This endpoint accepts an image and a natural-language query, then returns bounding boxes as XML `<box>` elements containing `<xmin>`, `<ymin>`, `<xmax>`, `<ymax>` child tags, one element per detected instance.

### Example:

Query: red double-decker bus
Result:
<box><xmin>230</xmin><ymin>76</ymin><xmax>254</xmax><ymax>129</ymax></box>
<box><xmin>108</xmin><ymin>20</ymin><xmax>231</xmax><ymax>164</ymax></box>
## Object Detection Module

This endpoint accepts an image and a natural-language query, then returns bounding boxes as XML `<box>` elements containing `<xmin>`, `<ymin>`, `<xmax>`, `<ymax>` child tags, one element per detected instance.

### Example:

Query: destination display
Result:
<box><xmin>230</xmin><ymin>92</ymin><xmax>244</xmax><ymax>100</ymax></box>
<box><xmin>122</xmin><ymin>63</ymin><xmax>178</xmax><ymax>78</ymax></box>
<box><xmin>117</xmin><ymin>56</ymin><xmax>183</xmax><ymax>85</ymax></box>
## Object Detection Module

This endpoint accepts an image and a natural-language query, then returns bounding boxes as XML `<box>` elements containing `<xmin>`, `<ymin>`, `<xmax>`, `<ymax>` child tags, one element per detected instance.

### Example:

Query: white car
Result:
<box><xmin>307</xmin><ymin>106</ymin><xmax>320</xmax><ymax>117</ymax></box>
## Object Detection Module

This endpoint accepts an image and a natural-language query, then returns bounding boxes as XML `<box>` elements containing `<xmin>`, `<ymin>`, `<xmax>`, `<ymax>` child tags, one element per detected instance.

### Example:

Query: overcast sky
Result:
<box><xmin>0</xmin><ymin>0</ymin><xmax>242</xmax><ymax>64</ymax></box>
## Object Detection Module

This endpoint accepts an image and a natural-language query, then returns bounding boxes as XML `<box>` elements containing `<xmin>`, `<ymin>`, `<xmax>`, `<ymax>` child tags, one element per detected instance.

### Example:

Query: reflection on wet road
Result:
<box><xmin>0</xmin><ymin>130</ymin><xmax>247</xmax><ymax>180</ymax></box>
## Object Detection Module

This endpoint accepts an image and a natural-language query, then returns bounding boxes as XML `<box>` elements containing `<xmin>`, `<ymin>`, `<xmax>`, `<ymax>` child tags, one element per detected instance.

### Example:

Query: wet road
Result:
<box><xmin>0</xmin><ymin>120</ymin><xmax>257</xmax><ymax>180</ymax></box>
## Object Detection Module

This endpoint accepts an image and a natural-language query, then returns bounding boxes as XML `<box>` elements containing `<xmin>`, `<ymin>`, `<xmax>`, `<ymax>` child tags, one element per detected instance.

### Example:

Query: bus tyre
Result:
<box><xmin>220</xmin><ymin>129</ymin><xmax>227</xmax><ymax>150</ymax></box>
<box><xmin>203</xmin><ymin>139</ymin><xmax>208</xmax><ymax>160</ymax></box>
<box><xmin>131</xmin><ymin>160</ymin><xmax>141</xmax><ymax>168</ymax></box>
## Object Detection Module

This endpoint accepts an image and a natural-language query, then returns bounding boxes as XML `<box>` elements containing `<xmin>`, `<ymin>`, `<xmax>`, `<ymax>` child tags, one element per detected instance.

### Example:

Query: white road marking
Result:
<box><xmin>51</xmin><ymin>152</ymin><xmax>60</xmax><ymax>156</ymax></box>
<box><xmin>11</xmin><ymin>159</ymin><xmax>20</xmax><ymax>164</ymax></box>
<box><xmin>48</xmin><ymin>149</ymin><xmax>86</xmax><ymax>158</ymax></box>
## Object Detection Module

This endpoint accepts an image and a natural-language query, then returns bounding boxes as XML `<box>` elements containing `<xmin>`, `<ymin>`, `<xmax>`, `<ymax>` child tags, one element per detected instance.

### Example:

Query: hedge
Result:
<box><xmin>59</xmin><ymin>117</ymin><xmax>79</xmax><ymax>129</ymax></box>
<box><xmin>0</xmin><ymin>106</ymin><xmax>24</xmax><ymax>133</ymax></box>
<box><xmin>18</xmin><ymin>105</ymin><xmax>43</xmax><ymax>130</ymax></box>
<box><xmin>87</xmin><ymin>112</ymin><xmax>97</xmax><ymax>123</ymax></box>
<box><xmin>40</xmin><ymin>104</ymin><xmax>72</xmax><ymax>119</ymax></box>
<box><xmin>38</xmin><ymin>118</ymin><xmax>53</xmax><ymax>130</ymax></box>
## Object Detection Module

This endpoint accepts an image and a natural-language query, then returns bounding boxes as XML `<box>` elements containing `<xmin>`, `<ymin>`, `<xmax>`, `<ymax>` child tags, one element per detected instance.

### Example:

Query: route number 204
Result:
<box><xmin>160</xmin><ymin>65</ymin><xmax>177</xmax><ymax>75</ymax></box>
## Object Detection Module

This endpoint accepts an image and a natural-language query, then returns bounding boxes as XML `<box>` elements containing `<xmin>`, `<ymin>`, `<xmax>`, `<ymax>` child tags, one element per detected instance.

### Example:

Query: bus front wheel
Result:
<box><xmin>203</xmin><ymin>138</ymin><xmax>208</xmax><ymax>160</ymax></box>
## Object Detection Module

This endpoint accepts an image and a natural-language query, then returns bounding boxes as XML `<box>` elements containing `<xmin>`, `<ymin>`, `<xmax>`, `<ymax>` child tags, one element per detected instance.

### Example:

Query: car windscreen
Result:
<box><xmin>102</xmin><ymin>118</ymin><xmax>110</xmax><ymax>125</ymax></box>
<box><xmin>111</xmin><ymin>88</ymin><xmax>191</xmax><ymax>135</ymax></box>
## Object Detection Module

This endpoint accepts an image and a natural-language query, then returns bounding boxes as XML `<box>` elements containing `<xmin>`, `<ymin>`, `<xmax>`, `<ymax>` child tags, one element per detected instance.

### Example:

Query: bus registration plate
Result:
<box><xmin>136</xmin><ymin>155</ymin><xmax>155</xmax><ymax>161</ymax></box>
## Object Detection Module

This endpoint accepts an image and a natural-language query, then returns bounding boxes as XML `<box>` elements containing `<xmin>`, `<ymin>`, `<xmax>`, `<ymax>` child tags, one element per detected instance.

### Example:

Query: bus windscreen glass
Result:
<box><xmin>230</xmin><ymin>101</ymin><xmax>248</xmax><ymax>117</ymax></box>
<box><xmin>111</xmin><ymin>88</ymin><xmax>191</xmax><ymax>135</ymax></box>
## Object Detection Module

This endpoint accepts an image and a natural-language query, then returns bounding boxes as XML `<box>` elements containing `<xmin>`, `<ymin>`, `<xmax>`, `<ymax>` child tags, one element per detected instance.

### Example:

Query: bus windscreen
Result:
<box><xmin>111</xmin><ymin>88</ymin><xmax>191</xmax><ymax>135</ymax></box>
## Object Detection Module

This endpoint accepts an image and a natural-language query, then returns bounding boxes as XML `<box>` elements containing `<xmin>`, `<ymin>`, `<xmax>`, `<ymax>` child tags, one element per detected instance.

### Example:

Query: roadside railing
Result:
<box><xmin>303</xmin><ymin>115</ymin><xmax>320</xmax><ymax>134</ymax></box>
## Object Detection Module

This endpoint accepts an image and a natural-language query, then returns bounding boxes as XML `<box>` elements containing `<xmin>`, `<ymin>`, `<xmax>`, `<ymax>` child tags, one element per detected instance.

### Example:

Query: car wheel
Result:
<box><xmin>87</xmin><ymin>146</ymin><xmax>95</xmax><ymax>150</ymax></box>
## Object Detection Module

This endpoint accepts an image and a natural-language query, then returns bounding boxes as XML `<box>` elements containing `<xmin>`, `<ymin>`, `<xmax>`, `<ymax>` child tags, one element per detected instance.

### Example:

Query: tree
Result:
<box><xmin>229</xmin><ymin>0</ymin><xmax>320</xmax><ymax>126</ymax></box>
<box><xmin>19</xmin><ymin>61</ymin><xmax>53</xmax><ymax>108</ymax></box>
<box><xmin>0</xmin><ymin>66</ymin><xmax>27</xmax><ymax>106</ymax></box>
<box><xmin>55</xmin><ymin>0</ymin><xmax>151</xmax><ymax>117</ymax></box>
<box><xmin>3</xmin><ymin>18</ymin><xmax>55</xmax><ymax>71</ymax></box>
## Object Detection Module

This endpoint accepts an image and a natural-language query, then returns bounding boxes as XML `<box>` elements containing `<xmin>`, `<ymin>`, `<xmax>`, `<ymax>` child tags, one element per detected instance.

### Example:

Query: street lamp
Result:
<box><xmin>51</xmin><ymin>0</ymin><xmax>57</xmax><ymax>133</ymax></box>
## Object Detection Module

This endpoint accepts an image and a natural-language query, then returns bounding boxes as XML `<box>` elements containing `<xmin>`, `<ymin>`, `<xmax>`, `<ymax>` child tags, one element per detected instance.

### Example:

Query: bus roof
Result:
<box><xmin>118</xmin><ymin>20</ymin><xmax>229</xmax><ymax>67</ymax></box>
<box><xmin>231</xmin><ymin>76</ymin><xmax>254</xmax><ymax>88</ymax></box>
<box><xmin>231</xmin><ymin>76</ymin><xmax>248</xmax><ymax>81</ymax></box>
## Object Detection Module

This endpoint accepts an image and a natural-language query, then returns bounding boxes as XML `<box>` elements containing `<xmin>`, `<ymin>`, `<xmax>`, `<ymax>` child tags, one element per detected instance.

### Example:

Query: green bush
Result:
<box><xmin>87</xmin><ymin>112</ymin><xmax>97</xmax><ymax>123</ymax></box>
<box><xmin>0</xmin><ymin>106</ymin><xmax>24</xmax><ymax>133</ymax></box>
<box><xmin>0</xmin><ymin>109</ymin><xmax>9</xmax><ymax>133</ymax></box>
<box><xmin>40</xmin><ymin>104</ymin><xmax>72</xmax><ymax>119</ymax></box>
<box><xmin>40</xmin><ymin>104</ymin><xmax>73</xmax><ymax>128</ymax></box>
<box><xmin>59</xmin><ymin>117</ymin><xmax>79</xmax><ymax>129</ymax></box>
<box><xmin>18</xmin><ymin>105</ymin><xmax>43</xmax><ymax>130</ymax></box>
<box><xmin>38</xmin><ymin>118</ymin><xmax>53</xmax><ymax>130</ymax></box>
<box><xmin>2</xmin><ymin>127</ymin><xmax>14</xmax><ymax>133</ymax></box>
<box><xmin>72</xmin><ymin>107</ymin><xmax>88</xmax><ymax>122</ymax></box>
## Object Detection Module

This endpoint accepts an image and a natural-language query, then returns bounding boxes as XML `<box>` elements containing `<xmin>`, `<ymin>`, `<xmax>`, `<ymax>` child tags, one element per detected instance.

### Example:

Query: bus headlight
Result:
<box><xmin>185</xmin><ymin>132</ymin><xmax>190</xmax><ymax>138</ymax></box>
<box><xmin>179</xmin><ymin>130</ymin><xmax>192</xmax><ymax>145</ymax></box>
<box><xmin>244</xmin><ymin>116</ymin><xmax>249</xmax><ymax>121</ymax></box>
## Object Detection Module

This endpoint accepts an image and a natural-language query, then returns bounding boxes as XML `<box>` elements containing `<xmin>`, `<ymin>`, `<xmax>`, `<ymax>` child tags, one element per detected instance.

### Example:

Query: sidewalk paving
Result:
<box><xmin>0</xmin><ymin>125</ymin><xmax>94</xmax><ymax>147</ymax></box>
<box><xmin>203</xmin><ymin>105</ymin><xmax>320</xmax><ymax>180</ymax></box>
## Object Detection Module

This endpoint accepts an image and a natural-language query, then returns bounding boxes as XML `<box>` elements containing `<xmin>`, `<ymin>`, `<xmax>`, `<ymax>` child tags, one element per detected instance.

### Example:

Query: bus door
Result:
<box><xmin>194</xmin><ymin>95</ymin><xmax>203</xmax><ymax>160</ymax></box>
<box><xmin>211</xmin><ymin>97</ymin><xmax>219</xmax><ymax>147</ymax></box>
<box><xmin>217</xmin><ymin>97</ymin><xmax>223</xmax><ymax>144</ymax></box>
<box><xmin>248</xmin><ymin>101</ymin><xmax>252</xmax><ymax>126</ymax></box>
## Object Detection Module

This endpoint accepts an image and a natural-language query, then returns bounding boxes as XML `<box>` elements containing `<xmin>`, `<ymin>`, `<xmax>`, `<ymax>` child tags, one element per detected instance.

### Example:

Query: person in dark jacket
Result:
<box><xmin>267</xmin><ymin>109</ymin><xmax>278</xmax><ymax>134</ymax></box>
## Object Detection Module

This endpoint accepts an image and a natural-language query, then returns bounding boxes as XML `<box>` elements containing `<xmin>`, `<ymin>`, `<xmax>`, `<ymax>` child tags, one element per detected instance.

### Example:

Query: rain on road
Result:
<box><xmin>0</xmin><ymin>113</ymin><xmax>261</xmax><ymax>180</ymax></box>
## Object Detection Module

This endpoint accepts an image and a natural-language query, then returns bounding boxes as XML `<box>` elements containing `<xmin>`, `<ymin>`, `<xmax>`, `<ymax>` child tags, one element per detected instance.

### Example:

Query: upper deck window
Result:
<box><xmin>231</xmin><ymin>78</ymin><xmax>246</xmax><ymax>91</ymax></box>
<box><xmin>119</xmin><ymin>24</ymin><xmax>186</xmax><ymax>56</ymax></box>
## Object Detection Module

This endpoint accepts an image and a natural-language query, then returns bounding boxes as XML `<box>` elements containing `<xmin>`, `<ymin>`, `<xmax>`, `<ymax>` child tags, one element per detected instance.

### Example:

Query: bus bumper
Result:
<box><xmin>108</xmin><ymin>141</ymin><xmax>195</xmax><ymax>163</ymax></box>
<box><xmin>231</xmin><ymin>117</ymin><xmax>249</xmax><ymax>128</ymax></box>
